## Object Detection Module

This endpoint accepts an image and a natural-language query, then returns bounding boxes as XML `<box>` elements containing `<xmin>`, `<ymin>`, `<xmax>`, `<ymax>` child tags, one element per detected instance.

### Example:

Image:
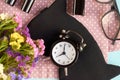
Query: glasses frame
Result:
<box><xmin>96</xmin><ymin>0</ymin><xmax>120</xmax><ymax>44</ymax></box>
<box><xmin>96</xmin><ymin>0</ymin><xmax>113</xmax><ymax>4</ymax></box>
<box><xmin>101</xmin><ymin>9</ymin><xmax>120</xmax><ymax>44</ymax></box>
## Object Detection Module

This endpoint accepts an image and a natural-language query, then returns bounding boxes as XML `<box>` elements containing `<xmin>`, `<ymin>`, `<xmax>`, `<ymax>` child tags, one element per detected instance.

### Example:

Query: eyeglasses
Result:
<box><xmin>96</xmin><ymin>0</ymin><xmax>120</xmax><ymax>45</ymax></box>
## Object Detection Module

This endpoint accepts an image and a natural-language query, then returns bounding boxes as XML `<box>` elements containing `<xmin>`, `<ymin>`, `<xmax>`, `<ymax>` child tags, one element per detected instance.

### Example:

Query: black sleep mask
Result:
<box><xmin>27</xmin><ymin>0</ymin><xmax>120</xmax><ymax>80</ymax></box>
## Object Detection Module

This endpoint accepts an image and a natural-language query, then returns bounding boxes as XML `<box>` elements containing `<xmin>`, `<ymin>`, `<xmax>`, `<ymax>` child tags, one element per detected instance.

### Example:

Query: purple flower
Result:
<box><xmin>18</xmin><ymin>74</ymin><xmax>23</xmax><ymax>80</ymax></box>
<box><xmin>21</xmin><ymin>27</ymin><xmax>30</xmax><ymax>37</ymax></box>
<box><xmin>9</xmin><ymin>72</ymin><xmax>23</xmax><ymax>80</ymax></box>
<box><xmin>15</xmin><ymin>56</ymin><xmax>22</xmax><ymax>62</ymax></box>
<box><xmin>9</xmin><ymin>72</ymin><xmax>17</xmax><ymax>80</ymax></box>
<box><xmin>26</xmin><ymin>37</ymin><xmax>39</xmax><ymax>58</ymax></box>
<box><xmin>6</xmin><ymin>49</ymin><xmax>15</xmax><ymax>57</ymax></box>
<box><xmin>35</xmin><ymin>39</ymin><xmax>45</xmax><ymax>55</ymax></box>
<box><xmin>15</xmin><ymin>52</ymin><xmax>21</xmax><ymax>56</ymax></box>
<box><xmin>14</xmin><ymin>14</ymin><xmax>22</xmax><ymax>31</ymax></box>
<box><xmin>34</xmin><ymin>56</ymin><xmax>39</xmax><ymax>62</ymax></box>
<box><xmin>32</xmin><ymin>61</ymin><xmax>36</xmax><ymax>67</ymax></box>
<box><xmin>34</xmin><ymin>48</ymin><xmax>39</xmax><ymax>58</ymax></box>
<box><xmin>26</xmin><ymin>37</ymin><xmax>36</xmax><ymax>48</ymax></box>
<box><xmin>25</xmin><ymin>56</ymin><xmax>30</xmax><ymax>61</ymax></box>
<box><xmin>18</xmin><ymin>62</ymin><xmax>26</xmax><ymax>67</ymax></box>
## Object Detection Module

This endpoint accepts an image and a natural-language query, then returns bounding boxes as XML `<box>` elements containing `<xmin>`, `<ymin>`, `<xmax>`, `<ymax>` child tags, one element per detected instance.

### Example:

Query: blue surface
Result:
<box><xmin>111</xmin><ymin>75</ymin><xmax>120</xmax><ymax>80</ymax></box>
<box><xmin>108</xmin><ymin>51</ymin><xmax>120</xmax><ymax>80</ymax></box>
<box><xmin>108</xmin><ymin>51</ymin><xmax>120</xmax><ymax>66</ymax></box>
<box><xmin>115</xmin><ymin>0</ymin><xmax>120</xmax><ymax>14</ymax></box>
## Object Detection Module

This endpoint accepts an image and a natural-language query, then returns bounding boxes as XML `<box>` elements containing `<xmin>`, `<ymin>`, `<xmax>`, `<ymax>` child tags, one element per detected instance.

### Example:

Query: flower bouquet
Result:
<box><xmin>0</xmin><ymin>13</ymin><xmax>45</xmax><ymax>80</ymax></box>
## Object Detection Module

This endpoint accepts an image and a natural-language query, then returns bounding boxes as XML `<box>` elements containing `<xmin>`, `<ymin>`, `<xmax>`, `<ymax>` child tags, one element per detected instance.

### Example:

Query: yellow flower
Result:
<box><xmin>9</xmin><ymin>41</ymin><xmax>21</xmax><ymax>50</ymax></box>
<box><xmin>17</xmin><ymin>38</ymin><xmax>24</xmax><ymax>43</ymax></box>
<box><xmin>9</xmin><ymin>32</ymin><xmax>25</xmax><ymax>50</ymax></box>
<box><xmin>10</xmin><ymin>32</ymin><xmax>24</xmax><ymax>43</ymax></box>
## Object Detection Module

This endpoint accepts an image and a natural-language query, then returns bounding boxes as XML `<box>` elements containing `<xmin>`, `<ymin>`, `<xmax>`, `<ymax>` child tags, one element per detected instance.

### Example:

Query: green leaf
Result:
<box><xmin>0</xmin><ymin>36</ymin><xmax>8</xmax><ymax>52</ymax></box>
<box><xmin>17</xmin><ymin>43</ymin><xmax>34</xmax><ymax>56</ymax></box>
<box><xmin>7</xmin><ymin>75</ymin><xmax>11</xmax><ymax>80</ymax></box>
<box><xmin>0</xmin><ymin>78</ymin><xmax>3</xmax><ymax>80</ymax></box>
<box><xmin>0</xmin><ymin>18</ymin><xmax>18</xmax><ymax>32</ymax></box>
<box><xmin>0</xmin><ymin>18</ymin><xmax>17</xmax><ymax>37</ymax></box>
<box><xmin>0</xmin><ymin>19</ymin><xmax>13</xmax><ymax>29</ymax></box>
<box><xmin>2</xmin><ymin>22</ymin><xmax>17</xmax><ymax>30</ymax></box>
<box><xmin>0</xmin><ymin>53</ymin><xmax>7</xmax><ymax>63</ymax></box>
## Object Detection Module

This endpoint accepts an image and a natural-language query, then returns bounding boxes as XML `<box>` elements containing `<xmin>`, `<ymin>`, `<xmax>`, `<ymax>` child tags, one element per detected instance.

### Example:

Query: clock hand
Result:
<box><xmin>56</xmin><ymin>53</ymin><xmax>63</xmax><ymax>57</ymax></box>
<box><xmin>63</xmin><ymin>44</ymin><xmax>66</xmax><ymax>52</ymax></box>
<box><xmin>56</xmin><ymin>52</ymin><xmax>65</xmax><ymax>57</ymax></box>
<box><xmin>56</xmin><ymin>44</ymin><xmax>66</xmax><ymax>58</ymax></box>
<box><xmin>63</xmin><ymin>44</ymin><xmax>70</xmax><ymax>60</ymax></box>
<box><xmin>65</xmin><ymin>54</ymin><xmax>70</xmax><ymax>60</ymax></box>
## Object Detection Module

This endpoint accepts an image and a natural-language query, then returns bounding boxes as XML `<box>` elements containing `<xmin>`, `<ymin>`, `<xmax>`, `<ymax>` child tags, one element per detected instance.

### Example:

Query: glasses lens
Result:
<box><xmin>102</xmin><ymin>10</ymin><xmax>120</xmax><ymax>40</ymax></box>
<box><xmin>96</xmin><ymin>0</ymin><xmax>112</xmax><ymax>3</ymax></box>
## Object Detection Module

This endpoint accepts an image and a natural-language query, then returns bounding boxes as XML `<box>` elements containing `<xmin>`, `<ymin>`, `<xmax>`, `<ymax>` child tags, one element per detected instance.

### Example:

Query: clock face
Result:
<box><xmin>51</xmin><ymin>41</ymin><xmax>77</xmax><ymax>67</ymax></box>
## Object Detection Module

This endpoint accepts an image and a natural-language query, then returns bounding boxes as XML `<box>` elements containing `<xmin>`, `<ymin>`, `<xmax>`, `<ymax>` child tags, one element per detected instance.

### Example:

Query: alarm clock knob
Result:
<box><xmin>62</xmin><ymin>29</ymin><xmax>67</xmax><ymax>33</ymax></box>
<box><xmin>79</xmin><ymin>43</ymin><xmax>86</xmax><ymax>52</ymax></box>
<box><xmin>59</xmin><ymin>30</ymin><xmax>70</xmax><ymax>39</ymax></box>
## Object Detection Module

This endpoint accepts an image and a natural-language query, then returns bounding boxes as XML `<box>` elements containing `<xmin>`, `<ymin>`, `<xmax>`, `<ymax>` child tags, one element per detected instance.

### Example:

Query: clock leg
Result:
<box><xmin>64</xmin><ymin>67</ymin><xmax>68</xmax><ymax>76</ymax></box>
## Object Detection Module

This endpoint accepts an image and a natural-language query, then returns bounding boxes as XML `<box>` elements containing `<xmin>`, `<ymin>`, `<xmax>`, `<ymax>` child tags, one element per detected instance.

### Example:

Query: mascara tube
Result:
<box><xmin>73</xmin><ymin>0</ymin><xmax>85</xmax><ymax>15</ymax></box>
<box><xmin>21</xmin><ymin>0</ymin><xmax>35</xmax><ymax>13</ymax></box>
<box><xmin>5</xmin><ymin>0</ymin><xmax>16</xmax><ymax>6</ymax></box>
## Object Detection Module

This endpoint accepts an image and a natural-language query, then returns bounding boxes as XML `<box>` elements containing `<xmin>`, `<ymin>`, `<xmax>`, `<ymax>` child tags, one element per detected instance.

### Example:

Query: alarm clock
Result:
<box><xmin>51</xmin><ymin>29</ymin><xmax>86</xmax><ymax>67</ymax></box>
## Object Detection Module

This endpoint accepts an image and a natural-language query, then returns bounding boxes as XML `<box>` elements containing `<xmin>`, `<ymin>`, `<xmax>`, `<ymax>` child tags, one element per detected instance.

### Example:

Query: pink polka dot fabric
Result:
<box><xmin>30</xmin><ymin>57</ymin><xmax>58</xmax><ymax>78</ymax></box>
<box><xmin>0</xmin><ymin>0</ymin><xmax>120</xmax><ymax>79</ymax></box>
